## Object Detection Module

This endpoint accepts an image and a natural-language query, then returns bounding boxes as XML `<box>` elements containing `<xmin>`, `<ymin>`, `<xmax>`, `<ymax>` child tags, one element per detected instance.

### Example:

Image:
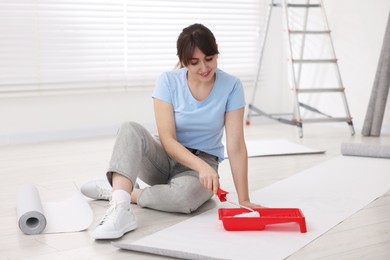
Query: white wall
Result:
<box><xmin>0</xmin><ymin>90</ymin><xmax>155</xmax><ymax>144</ymax></box>
<box><xmin>325</xmin><ymin>0</ymin><xmax>390</xmax><ymax>133</ymax></box>
<box><xmin>1</xmin><ymin>1</ymin><xmax>389</xmax><ymax>145</ymax></box>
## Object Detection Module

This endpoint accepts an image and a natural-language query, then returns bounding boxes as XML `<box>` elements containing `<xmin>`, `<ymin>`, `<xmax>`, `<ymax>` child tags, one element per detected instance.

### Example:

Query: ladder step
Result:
<box><xmin>292</xmin><ymin>59</ymin><xmax>337</xmax><ymax>63</ymax></box>
<box><xmin>302</xmin><ymin>117</ymin><xmax>352</xmax><ymax>123</ymax></box>
<box><xmin>287</xmin><ymin>4</ymin><xmax>321</xmax><ymax>8</ymax></box>
<box><xmin>295</xmin><ymin>88</ymin><xmax>344</xmax><ymax>93</ymax></box>
<box><xmin>289</xmin><ymin>30</ymin><xmax>331</xmax><ymax>34</ymax></box>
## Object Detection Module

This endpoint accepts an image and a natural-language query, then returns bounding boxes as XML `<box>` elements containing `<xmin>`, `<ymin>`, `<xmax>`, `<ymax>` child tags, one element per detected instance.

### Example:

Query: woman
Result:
<box><xmin>82</xmin><ymin>23</ymin><xmax>262</xmax><ymax>240</ymax></box>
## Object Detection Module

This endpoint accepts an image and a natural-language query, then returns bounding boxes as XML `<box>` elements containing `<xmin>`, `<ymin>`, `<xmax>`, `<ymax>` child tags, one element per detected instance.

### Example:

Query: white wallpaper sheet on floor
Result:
<box><xmin>114</xmin><ymin>156</ymin><xmax>390</xmax><ymax>260</ymax></box>
<box><xmin>224</xmin><ymin>139</ymin><xmax>325</xmax><ymax>158</ymax></box>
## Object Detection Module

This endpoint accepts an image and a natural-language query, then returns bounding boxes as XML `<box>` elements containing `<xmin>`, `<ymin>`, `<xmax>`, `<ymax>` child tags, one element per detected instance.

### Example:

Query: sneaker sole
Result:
<box><xmin>92</xmin><ymin>222</ymin><xmax>137</xmax><ymax>240</ymax></box>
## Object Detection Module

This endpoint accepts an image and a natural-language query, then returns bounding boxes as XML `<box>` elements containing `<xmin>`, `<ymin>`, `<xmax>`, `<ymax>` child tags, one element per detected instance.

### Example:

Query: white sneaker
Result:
<box><xmin>92</xmin><ymin>200</ymin><xmax>137</xmax><ymax>239</ymax></box>
<box><xmin>80</xmin><ymin>179</ymin><xmax>112</xmax><ymax>200</ymax></box>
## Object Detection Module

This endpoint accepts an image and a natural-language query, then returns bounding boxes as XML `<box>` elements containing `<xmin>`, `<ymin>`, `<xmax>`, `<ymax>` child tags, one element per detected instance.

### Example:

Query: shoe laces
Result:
<box><xmin>98</xmin><ymin>201</ymin><xmax>121</xmax><ymax>225</ymax></box>
<box><xmin>97</xmin><ymin>185</ymin><xmax>112</xmax><ymax>200</ymax></box>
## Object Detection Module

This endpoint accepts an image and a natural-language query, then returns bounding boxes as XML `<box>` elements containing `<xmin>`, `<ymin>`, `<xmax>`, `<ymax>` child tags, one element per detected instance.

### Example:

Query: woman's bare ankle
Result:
<box><xmin>130</xmin><ymin>188</ymin><xmax>142</xmax><ymax>204</ymax></box>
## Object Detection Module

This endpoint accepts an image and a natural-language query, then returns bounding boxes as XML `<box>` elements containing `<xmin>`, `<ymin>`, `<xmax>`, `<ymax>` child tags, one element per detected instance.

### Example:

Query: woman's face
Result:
<box><xmin>186</xmin><ymin>47</ymin><xmax>218</xmax><ymax>83</ymax></box>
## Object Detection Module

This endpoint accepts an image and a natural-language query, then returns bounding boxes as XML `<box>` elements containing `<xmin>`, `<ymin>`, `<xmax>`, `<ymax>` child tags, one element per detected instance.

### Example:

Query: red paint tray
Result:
<box><xmin>218</xmin><ymin>208</ymin><xmax>307</xmax><ymax>233</ymax></box>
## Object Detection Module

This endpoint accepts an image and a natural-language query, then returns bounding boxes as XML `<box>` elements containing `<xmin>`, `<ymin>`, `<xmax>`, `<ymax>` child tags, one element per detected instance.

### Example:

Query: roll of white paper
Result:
<box><xmin>17</xmin><ymin>184</ymin><xmax>47</xmax><ymax>235</ymax></box>
<box><xmin>341</xmin><ymin>143</ymin><xmax>390</xmax><ymax>159</ymax></box>
<box><xmin>16</xmin><ymin>183</ymin><xmax>93</xmax><ymax>235</ymax></box>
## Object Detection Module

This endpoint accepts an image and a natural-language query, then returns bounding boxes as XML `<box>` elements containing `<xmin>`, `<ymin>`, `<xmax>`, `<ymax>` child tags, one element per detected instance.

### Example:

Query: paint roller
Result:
<box><xmin>216</xmin><ymin>188</ymin><xmax>260</xmax><ymax>218</ymax></box>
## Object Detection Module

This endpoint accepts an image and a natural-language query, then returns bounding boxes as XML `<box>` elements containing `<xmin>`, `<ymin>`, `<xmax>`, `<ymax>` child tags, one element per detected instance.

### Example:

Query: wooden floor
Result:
<box><xmin>1</xmin><ymin>122</ymin><xmax>389</xmax><ymax>260</ymax></box>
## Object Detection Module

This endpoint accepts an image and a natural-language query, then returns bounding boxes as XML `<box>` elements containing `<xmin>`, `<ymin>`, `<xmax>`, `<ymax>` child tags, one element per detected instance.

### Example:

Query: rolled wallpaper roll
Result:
<box><xmin>16</xmin><ymin>183</ymin><xmax>93</xmax><ymax>235</ymax></box>
<box><xmin>341</xmin><ymin>143</ymin><xmax>390</xmax><ymax>159</ymax></box>
<box><xmin>17</xmin><ymin>184</ymin><xmax>47</xmax><ymax>235</ymax></box>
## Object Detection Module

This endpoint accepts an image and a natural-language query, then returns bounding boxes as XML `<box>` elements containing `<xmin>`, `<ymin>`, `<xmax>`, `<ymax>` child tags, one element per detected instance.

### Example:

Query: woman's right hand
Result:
<box><xmin>198</xmin><ymin>164</ymin><xmax>219</xmax><ymax>195</ymax></box>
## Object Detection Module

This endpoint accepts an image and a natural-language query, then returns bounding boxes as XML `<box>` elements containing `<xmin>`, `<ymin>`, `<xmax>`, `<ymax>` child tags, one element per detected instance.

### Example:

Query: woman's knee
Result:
<box><xmin>119</xmin><ymin>121</ymin><xmax>143</xmax><ymax>136</ymax></box>
<box><xmin>116</xmin><ymin>121</ymin><xmax>148</xmax><ymax>146</ymax></box>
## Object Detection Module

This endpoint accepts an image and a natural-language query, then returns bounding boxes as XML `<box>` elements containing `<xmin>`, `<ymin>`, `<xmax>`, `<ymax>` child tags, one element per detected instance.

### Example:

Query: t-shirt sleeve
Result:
<box><xmin>226</xmin><ymin>79</ymin><xmax>246</xmax><ymax>111</ymax></box>
<box><xmin>152</xmin><ymin>72</ymin><xmax>172</xmax><ymax>104</ymax></box>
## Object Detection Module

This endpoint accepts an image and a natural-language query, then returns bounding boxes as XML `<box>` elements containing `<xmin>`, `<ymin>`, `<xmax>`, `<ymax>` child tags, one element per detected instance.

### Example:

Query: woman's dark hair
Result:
<box><xmin>176</xmin><ymin>24</ymin><xmax>219</xmax><ymax>68</ymax></box>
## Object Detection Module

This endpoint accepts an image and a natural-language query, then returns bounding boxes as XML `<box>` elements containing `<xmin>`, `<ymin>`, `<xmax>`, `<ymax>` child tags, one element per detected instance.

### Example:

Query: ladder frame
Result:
<box><xmin>246</xmin><ymin>0</ymin><xmax>355</xmax><ymax>138</ymax></box>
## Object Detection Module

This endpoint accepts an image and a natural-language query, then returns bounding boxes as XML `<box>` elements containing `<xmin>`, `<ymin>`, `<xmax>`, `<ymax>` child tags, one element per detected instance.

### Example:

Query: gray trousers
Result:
<box><xmin>106</xmin><ymin>122</ymin><xmax>217</xmax><ymax>213</ymax></box>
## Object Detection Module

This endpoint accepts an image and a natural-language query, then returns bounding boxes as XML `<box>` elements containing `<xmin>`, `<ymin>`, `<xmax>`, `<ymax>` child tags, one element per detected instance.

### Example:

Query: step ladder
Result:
<box><xmin>246</xmin><ymin>0</ymin><xmax>355</xmax><ymax>138</ymax></box>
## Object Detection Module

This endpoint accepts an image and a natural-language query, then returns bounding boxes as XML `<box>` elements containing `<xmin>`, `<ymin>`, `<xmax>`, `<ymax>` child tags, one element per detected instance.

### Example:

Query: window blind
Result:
<box><xmin>0</xmin><ymin>0</ymin><xmax>267</xmax><ymax>95</ymax></box>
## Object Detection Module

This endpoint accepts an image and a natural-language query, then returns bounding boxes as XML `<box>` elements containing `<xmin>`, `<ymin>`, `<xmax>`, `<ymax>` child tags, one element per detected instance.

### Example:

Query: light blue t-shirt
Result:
<box><xmin>152</xmin><ymin>68</ymin><xmax>245</xmax><ymax>161</ymax></box>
